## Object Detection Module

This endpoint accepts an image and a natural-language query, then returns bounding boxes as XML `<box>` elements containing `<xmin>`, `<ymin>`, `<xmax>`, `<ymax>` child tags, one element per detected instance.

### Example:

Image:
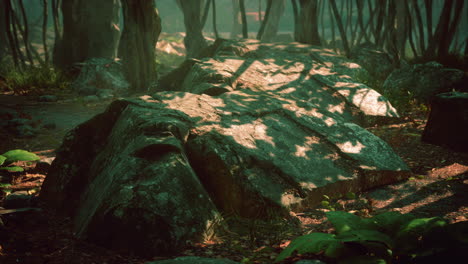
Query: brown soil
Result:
<box><xmin>0</xmin><ymin>95</ymin><xmax>467</xmax><ymax>264</ymax></box>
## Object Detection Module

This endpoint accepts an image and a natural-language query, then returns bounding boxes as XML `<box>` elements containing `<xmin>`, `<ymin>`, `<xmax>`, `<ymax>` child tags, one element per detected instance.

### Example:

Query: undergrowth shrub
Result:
<box><xmin>0</xmin><ymin>66</ymin><xmax>70</xmax><ymax>95</ymax></box>
<box><xmin>276</xmin><ymin>211</ymin><xmax>468</xmax><ymax>263</ymax></box>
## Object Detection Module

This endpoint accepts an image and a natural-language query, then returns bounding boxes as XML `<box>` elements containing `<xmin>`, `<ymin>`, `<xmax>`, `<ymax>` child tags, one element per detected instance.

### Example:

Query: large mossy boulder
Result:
<box><xmin>383</xmin><ymin>61</ymin><xmax>464</xmax><ymax>102</ymax></box>
<box><xmin>40</xmin><ymin>40</ymin><xmax>409</xmax><ymax>256</ymax></box>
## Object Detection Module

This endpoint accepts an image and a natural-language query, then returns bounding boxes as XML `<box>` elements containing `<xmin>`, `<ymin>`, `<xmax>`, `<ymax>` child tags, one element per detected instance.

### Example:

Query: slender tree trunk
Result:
<box><xmin>42</xmin><ymin>0</ymin><xmax>49</xmax><ymax>64</ymax></box>
<box><xmin>329</xmin><ymin>0</ymin><xmax>350</xmax><ymax>56</ymax></box>
<box><xmin>10</xmin><ymin>7</ymin><xmax>27</xmax><ymax>69</ymax></box>
<box><xmin>411</xmin><ymin>0</ymin><xmax>425</xmax><ymax>54</ymax></box>
<box><xmin>119</xmin><ymin>0</ymin><xmax>161</xmax><ymax>92</ymax></box>
<box><xmin>200</xmin><ymin>0</ymin><xmax>211</xmax><ymax>29</ymax></box>
<box><xmin>425</xmin><ymin>0</ymin><xmax>453</xmax><ymax>57</ymax></box>
<box><xmin>0</xmin><ymin>0</ymin><xmax>8</xmax><ymax>59</ymax></box>
<box><xmin>257</xmin><ymin>0</ymin><xmax>272</xmax><ymax>40</ymax></box>
<box><xmin>291</xmin><ymin>0</ymin><xmax>299</xmax><ymax>40</ymax></box>
<box><xmin>4</xmin><ymin>0</ymin><xmax>21</xmax><ymax>69</ymax></box>
<box><xmin>230</xmin><ymin>0</ymin><xmax>241</xmax><ymax>38</ymax></box>
<box><xmin>329</xmin><ymin>1</ymin><xmax>336</xmax><ymax>50</ymax></box>
<box><xmin>51</xmin><ymin>0</ymin><xmax>61</xmax><ymax>65</ymax></box>
<box><xmin>441</xmin><ymin>0</ymin><xmax>464</xmax><ymax>56</ymax></box>
<box><xmin>177</xmin><ymin>0</ymin><xmax>207</xmax><ymax>58</ymax></box>
<box><xmin>424</xmin><ymin>0</ymin><xmax>433</xmax><ymax>45</ymax></box>
<box><xmin>18</xmin><ymin>0</ymin><xmax>35</xmax><ymax>66</ymax></box>
<box><xmin>239</xmin><ymin>0</ymin><xmax>248</xmax><ymax>38</ymax></box>
<box><xmin>211</xmin><ymin>0</ymin><xmax>219</xmax><ymax>38</ymax></box>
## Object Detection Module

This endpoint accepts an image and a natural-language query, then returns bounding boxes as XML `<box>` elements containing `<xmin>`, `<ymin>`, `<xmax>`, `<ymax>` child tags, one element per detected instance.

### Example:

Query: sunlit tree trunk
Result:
<box><xmin>119</xmin><ymin>0</ymin><xmax>161</xmax><ymax>92</ymax></box>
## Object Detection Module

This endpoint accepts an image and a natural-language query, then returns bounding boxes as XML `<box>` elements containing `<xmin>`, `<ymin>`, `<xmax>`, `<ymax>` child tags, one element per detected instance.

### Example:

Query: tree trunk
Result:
<box><xmin>17</xmin><ymin>0</ymin><xmax>35</xmax><ymax>66</ymax></box>
<box><xmin>239</xmin><ymin>0</ymin><xmax>248</xmax><ymax>38</ymax></box>
<box><xmin>257</xmin><ymin>0</ymin><xmax>272</xmax><ymax>40</ymax></box>
<box><xmin>329</xmin><ymin>0</ymin><xmax>350</xmax><ymax>55</ymax></box>
<box><xmin>230</xmin><ymin>0</ymin><xmax>241</xmax><ymax>39</ymax></box>
<box><xmin>177</xmin><ymin>0</ymin><xmax>207</xmax><ymax>58</ymax></box>
<box><xmin>54</xmin><ymin>0</ymin><xmax>121</xmax><ymax>69</ymax></box>
<box><xmin>295</xmin><ymin>0</ymin><xmax>321</xmax><ymax>46</ymax></box>
<box><xmin>259</xmin><ymin>0</ymin><xmax>285</xmax><ymax>42</ymax></box>
<box><xmin>211</xmin><ymin>0</ymin><xmax>219</xmax><ymax>38</ymax></box>
<box><xmin>42</xmin><ymin>0</ymin><xmax>49</xmax><ymax>65</ymax></box>
<box><xmin>4</xmin><ymin>0</ymin><xmax>20</xmax><ymax>69</ymax></box>
<box><xmin>119</xmin><ymin>0</ymin><xmax>161</xmax><ymax>92</ymax></box>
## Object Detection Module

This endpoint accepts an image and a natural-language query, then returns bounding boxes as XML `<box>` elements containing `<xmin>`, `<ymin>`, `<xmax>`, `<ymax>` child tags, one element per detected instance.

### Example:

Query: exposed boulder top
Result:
<box><xmin>175</xmin><ymin>39</ymin><xmax>399</xmax><ymax>123</ymax></box>
<box><xmin>383</xmin><ymin>61</ymin><xmax>464</xmax><ymax>102</ymax></box>
<box><xmin>40</xmin><ymin>39</ymin><xmax>409</xmax><ymax>256</ymax></box>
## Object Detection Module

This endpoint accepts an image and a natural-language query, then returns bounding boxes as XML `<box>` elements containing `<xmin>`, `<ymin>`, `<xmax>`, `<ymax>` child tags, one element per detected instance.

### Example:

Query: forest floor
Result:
<box><xmin>0</xmin><ymin>91</ymin><xmax>466</xmax><ymax>264</ymax></box>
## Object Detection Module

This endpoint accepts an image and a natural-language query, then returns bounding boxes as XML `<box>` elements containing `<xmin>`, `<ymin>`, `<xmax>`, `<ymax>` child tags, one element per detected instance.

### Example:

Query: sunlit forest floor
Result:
<box><xmin>0</xmin><ymin>35</ymin><xmax>467</xmax><ymax>263</ymax></box>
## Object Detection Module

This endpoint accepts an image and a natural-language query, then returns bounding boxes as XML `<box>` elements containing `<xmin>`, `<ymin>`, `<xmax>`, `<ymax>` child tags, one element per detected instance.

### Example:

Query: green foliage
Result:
<box><xmin>0</xmin><ymin>149</ymin><xmax>40</xmax><ymax>172</ymax></box>
<box><xmin>276</xmin><ymin>211</ymin><xmax>468</xmax><ymax>263</ymax></box>
<box><xmin>1</xmin><ymin>66</ymin><xmax>70</xmax><ymax>95</ymax></box>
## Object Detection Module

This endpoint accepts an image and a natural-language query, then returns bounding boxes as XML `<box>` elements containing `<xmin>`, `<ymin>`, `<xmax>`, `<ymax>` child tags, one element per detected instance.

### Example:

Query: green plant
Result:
<box><xmin>0</xmin><ymin>149</ymin><xmax>40</xmax><ymax>172</ymax></box>
<box><xmin>1</xmin><ymin>66</ymin><xmax>70</xmax><ymax>95</ymax></box>
<box><xmin>275</xmin><ymin>211</ymin><xmax>468</xmax><ymax>263</ymax></box>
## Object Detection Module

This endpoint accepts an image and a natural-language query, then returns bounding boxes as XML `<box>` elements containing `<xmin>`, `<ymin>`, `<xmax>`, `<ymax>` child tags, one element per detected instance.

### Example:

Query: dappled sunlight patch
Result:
<box><xmin>336</xmin><ymin>141</ymin><xmax>365</xmax><ymax>154</ymax></box>
<box><xmin>334</xmin><ymin>82</ymin><xmax>359</xmax><ymax>88</ymax></box>
<box><xmin>310</xmin><ymin>66</ymin><xmax>336</xmax><ymax>76</ymax></box>
<box><xmin>280</xmin><ymin>193</ymin><xmax>303</xmax><ymax>207</ymax></box>
<box><xmin>327</xmin><ymin>102</ymin><xmax>346</xmax><ymax>114</ymax></box>
<box><xmin>294</xmin><ymin>145</ymin><xmax>311</xmax><ymax>159</ymax></box>
<box><xmin>220</xmin><ymin>120</ymin><xmax>275</xmax><ymax>149</ymax></box>
<box><xmin>324</xmin><ymin>117</ymin><xmax>337</xmax><ymax>127</ymax></box>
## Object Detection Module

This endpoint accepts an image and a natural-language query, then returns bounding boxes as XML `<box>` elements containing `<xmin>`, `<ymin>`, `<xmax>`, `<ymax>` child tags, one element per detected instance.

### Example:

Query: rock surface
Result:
<box><xmin>350</xmin><ymin>43</ymin><xmax>394</xmax><ymax>80</ymax></box>
<box><xmin>422</xmin><ymin>92</ymin><xmax>468</xmax><ymax>152</ymax></box>
<box><xmin>41</xmin><ymin>40</ymin><xmax>409</xmax><ymax>256</ymax></box>
<box><xmin>72</xmin><ymin>58</ymin><xmax>130</xmax><ymax>96</ymax></box>
<box><xmin>383</xmin><ymin>61</ymin><xmax>464</xmax><ymax>102</ymax></box>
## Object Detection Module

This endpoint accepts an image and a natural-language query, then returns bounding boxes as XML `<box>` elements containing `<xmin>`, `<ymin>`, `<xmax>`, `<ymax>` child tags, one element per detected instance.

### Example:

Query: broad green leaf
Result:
<box><xmin>0</xmin><ymin>166</ymin><xmax>25</xmax><ymax>172</ymax></box>
<box><xmin>0</xmin><ymin>155</ymin><xmax>6</xmax><ymax>166</ymax></box>
<box><xmin>326</xmin><ymin>211</ymin><xmax>376</xmax><ymax>234</ymax></box>
<box><xmin>394</xmin><ymin>217</ymin><xmax>447</xmax><ymax>254</ymax></box>
<box><xmin>275</xmin><ymin>233</ymin><xmax>338</xmax><ymax>262</ymax></box>
<box><xmin>2</xmin><ymin>149</ymin><xmax>40</xmax><ymax>163</ymax></box>
<box><xmin>368</xmin><ymin>212</ymin><xmax>416</xmax><ymax>236</ymax></box>
<box><xmin>337</xmin><ymin>229</ymin><xmax>393</xmax><ymax>248</ymax></box>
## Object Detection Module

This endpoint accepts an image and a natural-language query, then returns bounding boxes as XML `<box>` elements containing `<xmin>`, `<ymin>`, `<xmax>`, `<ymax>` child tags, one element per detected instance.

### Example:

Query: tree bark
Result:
<box><xmin>17</xmin><ymin>0</ymin><xmax>34</xmax><ymax>66</ymax></box>
<box><xmin>177</xmin><ymin>0</ymin><xmax>207</xmax><ymax>58</ymax></box>
<box><xmin>259</xmin><ymin>0</ymin><xmax>285</xmax><ymax>42</ymax></box>
<box><xmin>119</xmin><ymin>0</ymin><xmax>161</xmax><ymax>92</ymax></box>
<box><xmin>42</xmin><ymin>0</ymin><xmax>49</xmax><ymax>65</ymax></box>
<box><xmin>329</xmin><ymin>0</ymin><xmax>350</xmax><ymax>55</ymax></box>
<box><xmin>230</xmin><ymin>0</ymin><xmax>241</xmax><ymax>39</ymax></box>
<box><xmin>4</xmin><ymin>0</ymin><xmax>21</xmax><ymax>69</ymax></box>
<box><xmin>54</xmin><ymin>0</ymin><xmax>121</xmax><ymax>69</ymax></box>
<box><xmin>239</xmin><ymin>0</ymin><xmax>248</xmax><ymax>38</ymax></box>
<box><xmin>257</xmin><ymin>0</ymin><xmax>272</xmax><ymax>40</ymax></box>
<box><xmin>211</xmin><ymin>0</ymin><xmax>219</xmax><ymax>38</ymax></box>
<box><xmin>295</xmin><ymin>0</ymin><xmax>321</xmax><ymax>46</ymax></box>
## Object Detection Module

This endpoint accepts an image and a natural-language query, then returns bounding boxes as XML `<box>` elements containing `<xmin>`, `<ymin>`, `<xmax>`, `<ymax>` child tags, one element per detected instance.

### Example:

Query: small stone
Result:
<box><xmin>38</xmin><ymin>95</ymin><xmax>58</xmax><ymax>102</ymax></box>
